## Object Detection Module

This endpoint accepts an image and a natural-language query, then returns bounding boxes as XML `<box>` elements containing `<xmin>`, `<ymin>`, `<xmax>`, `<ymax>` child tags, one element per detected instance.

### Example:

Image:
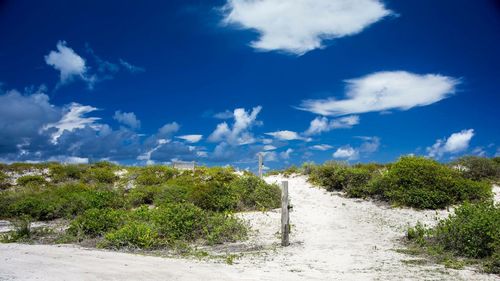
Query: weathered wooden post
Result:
<box><xmin>281</xmin><ymin>181</ymin><xmax>290</xmax><ymax>246</ymax></box>
<box><xmin>258</xmin><ymin>153</ymin><xmax>263</xmax><ymax>178</ymax></box>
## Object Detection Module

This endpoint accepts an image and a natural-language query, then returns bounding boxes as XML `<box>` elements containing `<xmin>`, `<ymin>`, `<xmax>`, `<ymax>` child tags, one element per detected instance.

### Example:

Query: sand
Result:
<box><xmin>0</xmin><ymin>175</ymin><xmax>498</xmax><ymax>281</ymax></box>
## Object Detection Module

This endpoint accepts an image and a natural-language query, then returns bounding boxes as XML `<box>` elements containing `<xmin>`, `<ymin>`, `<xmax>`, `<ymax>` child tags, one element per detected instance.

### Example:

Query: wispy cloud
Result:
<box><xmin>44</xmin><ymin>103</ymin><xmax>101</xmax><ymax>143</ymax></box>
<box><xmin>298</xmin><ymin>71</ymin><xmax>459</xmax><ymax>116</ymax></box>
<box><xmin>177</xmin><ymin>134</ymin><xmax>203</xmax><ymax>143</ymax></box>
<box><xmin>222</xmin><ymin>0</ymin><xmax>392</xmax><ymax>55</ymax></box>
<box><xmin>310</xmin><ymin>144</ymin><xmax>333</xmax><ymax>151</ymax></box>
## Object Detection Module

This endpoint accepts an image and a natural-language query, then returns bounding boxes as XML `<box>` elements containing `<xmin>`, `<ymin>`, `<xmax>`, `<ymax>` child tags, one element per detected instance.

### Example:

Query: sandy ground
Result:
<box><xmin>0</xmin><ymin>175</ymin><xmax>499</xmax><ymax>281</ymax></box>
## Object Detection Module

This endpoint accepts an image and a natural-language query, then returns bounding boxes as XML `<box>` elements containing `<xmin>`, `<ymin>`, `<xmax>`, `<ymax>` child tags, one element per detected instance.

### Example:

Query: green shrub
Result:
<box><xmin>434</xmin><ymin>202</ymin><xmax>499</xmax><ymax>259</ymax></box>
<box><xmin>152</xmin><ymin>203</ymin><xmax>206</xmax><ymax>241</ymax></box>
<box><xmin>204</xmin><ymin>213</ymin><xmax>247</xmax><ymax>245</ymax></box>
<box><xmin>16</xmin><ymin>175</ymin><xmax>48</xmax><ymax>187</ymax></box>
<box><xmin>135</xmin><ymin>166</ymin><xmax>178</xmax><ymax>186</ymax></box>
<box><xmin>407</xmin><ymin>202</ymin><xmax>500</xmax><ymax>273</ymax></box>
<box><xmin>152</xmin><ymin>185</ymin><xmax>190</xmax><ymax>205</ymax></box>
<box><xmin>49</xmin><ymin>164</ymin><xmax>87</xmax><ymax>183</ymax></box>
<box><xmin>343</xmin><ymin>168</ymin><xmax>373</xmax><ymax>198</ymax></box>
<box><xmin>83</xmin><ymin>167</ymin><xmax>118</xmax><ymax>184</ymax></box>
<box><xmin>189</xmin><ymin>181</ymin><xmax>239</xmax><ymax>212</ymax></box>
<box><xmin>309</xmin><ymin>161</ymin><xmax>350</xmax><ymax>191</ymax></box>
<box><xmin>1</xmin><ymin>183</ymin><xmax>124</xmax><ymax>220</ymax></box>
<box><xmin>0</xmin><ymin>171</ymin><xmax>11</xmax><ymax>189</ymax></box>
<box><xmin>0</xmin><ymin>215</ymin><xmax>32</xmax><ymax>242</ymax></box>
<box><xmin>126</xmin><ymin>185</ymin><xmax>163</xmax><ymax>207</ymax></box>
<box><xmin>68</xmin><ymin>208</ymin><xmax>126</xmax><ymax>238</ymax></box>
<box><xmin>370</xmin><ymin>156</ymin><xmax>492</xmax><ymax>209</ymax></box>
<box><xmin>230</xmin><ymin>175</ymin><xmax>280</xmax><ymax>210</ymax></box>
<box><xmin>101</xmin><ymin>222</ymin><xmax>159</xmax><ymax>250</ymax></box>
<box><xmin>452</xmin><ymin>156</ymin><xmax>500</xmax><ymax>182</ymax></box>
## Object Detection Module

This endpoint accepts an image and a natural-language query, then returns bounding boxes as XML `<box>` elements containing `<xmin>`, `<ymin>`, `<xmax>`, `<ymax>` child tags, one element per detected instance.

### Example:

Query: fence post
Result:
<box><xmin>258</xmin><ymin>153</ymin><xmax>263</xmax><ymax>178</ymax></box>
<box><xmin>281</xmin><ymin>181</ymin><xmax>290</xmax><ymax>246</ymax></box>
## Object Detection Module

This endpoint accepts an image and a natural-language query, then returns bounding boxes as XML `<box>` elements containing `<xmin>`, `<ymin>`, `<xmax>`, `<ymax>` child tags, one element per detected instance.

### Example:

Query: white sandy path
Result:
<box><xmin>0</xmin><ymin>175</ymin><xmax>498</xmax><ymax>281</ymax></box>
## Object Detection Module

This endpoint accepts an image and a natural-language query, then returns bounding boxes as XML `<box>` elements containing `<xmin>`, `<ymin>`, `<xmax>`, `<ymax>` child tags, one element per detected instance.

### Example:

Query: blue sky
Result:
<box><xmin>0</xmin><ymin>0</ymin><xmax>499</xmax><ymax>170</ymax></box>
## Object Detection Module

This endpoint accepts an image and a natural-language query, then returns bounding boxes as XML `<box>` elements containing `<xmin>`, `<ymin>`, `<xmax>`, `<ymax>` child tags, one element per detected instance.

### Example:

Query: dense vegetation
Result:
<box><xmin>0</xmin><ymin>163</ymin><xmax>281</xmax><ymax>251</ymax></box>
<box><xmin>286</xmin><ymin>156</ymin><xmax>498</xmax><ymax>209</ymax></box>
<box><xmin>407</xmin><ymin>202</ymin><xmax>500</xmax><ymax>273</ymax></box>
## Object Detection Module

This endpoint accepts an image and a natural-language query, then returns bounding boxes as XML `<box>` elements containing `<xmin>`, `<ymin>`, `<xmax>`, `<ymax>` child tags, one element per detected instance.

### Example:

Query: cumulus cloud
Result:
<box><xmin>332</xmin><ymin>136</ymin><xmax>380</xmax><ymax>161</ymax></box>
<box><xmin>299</xmin><ymin>71</ymin><xmax>459</xmax><ymax>116</ymax></box>
<box><xmin>222</xmin><ymin>0</ymin><xmax>392</xmax><ymax>55</ymax></box>
<box><xmin>157</xmin><ymin>122</ymin><xmax>180</xmax><ymax>137</ymax></box>
<box><xmin>265</xmin><ymin>130</ymin><xmax>309</xmax><ymax>141</ymax></box>
<box><xmin>176</xmin><ymin>135</ymin><xmax>203</xmax><ymax>143</ymax></box>
<box><xmin>304</xmin><ymin>115</ymin><xmax>359</xmax><ymax>136</ymax></box>
<box><xmin>333</xmin><ymin>146</ymin><xmax>358</xmax><ymax>160</ymax></box>
<box><xmin>45</xmin><ymin>41</ymin><xmax>87</xmax><ymax>84</ymax></box>
<box><xmin>208</xmin><ymin>106</ymin><xmax>262</xmax><ymax>145</ymax></box>
<box><xmin>427</xmin><ymin>129</ymin><xmax>474</xmax><ymax>158</ymax></box>
<box><xmin>113</xmin><ymin>111</ymin><xmax>141</xmax><ymax>129</ymax></box>
<box><xmin>45</xmin><ymin>41</ymin><xmax>144</xmax><ymax>89</ymax></box>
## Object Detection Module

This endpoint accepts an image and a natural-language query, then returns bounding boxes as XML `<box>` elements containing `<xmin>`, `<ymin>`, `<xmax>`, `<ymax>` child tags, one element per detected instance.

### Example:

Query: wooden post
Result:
<box><xmin>281</xmin><ymin>181</ymin><xmax>290</xmax><ymax>246</ymax></box>
<box><xmin>258</xmin><ymin>153</ymin><xmax>263</xmax><ymax>178</ymax></box>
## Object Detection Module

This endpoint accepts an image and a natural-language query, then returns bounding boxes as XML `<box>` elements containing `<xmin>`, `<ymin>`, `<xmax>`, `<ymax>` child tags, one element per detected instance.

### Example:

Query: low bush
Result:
<box><xmin>16</xmin><ymin>175</ymin><xmax>48</xmax><ymax>187</ymax></box>
<box><xmin>49</xmin><ymin>164</ymin><xmax>87</xmax><ymax>183</ymax></box>
<box><xmin>83</xmin><ymin>167</ymin><xmax>118</xmax><ymax>184</ymax></box>
<box><xmin>308</xmin><ymin>161</ymin><xmax>350</xmax><ymax>191</ymax></box>
<box><xmin>135</xmin><ymin>166</ymin><xmax>178</xmax><ymax>186</ymax></box>
<box><xmin>230</xmin><ymin>176</ymin><xmax>281</xmax><ymax>210</ymax></box>
<box><xmin>68</xmin><ymin>208</ymin><xmax>126</xmax><ymax>238</ymax></box>
<box><xmin>309</xmin><ymin>162</ymin><xmax>374</xmax><ymax>197</ymax></box>
<box><xmin>101</xmin><ymin>222</ymin><xmax>159</xmax><ymax>250</ymax></box>
<box><xmin>0</xmin><ymin>183</ymin><xmax>124</xmax><ymax>220</ymax></box>
<box><xmin>407</xmin><ymin>202</ymin><xmax>500</xmax><ymax>273</ymax></box>
<box><xmin>152</xmin><ymin>203</ymin><xmax>206</xmax><ymax>241</ymax></box>
<box><xmin>0</xmin><ymin>171</ymin><xmax>11</xmax><ymax>189</ymax></box>
<box><xmin>204</xmin><ymin>213</ymin><xmax>248</xmax><ymax>245</ymax></box>
<box><xmin>452</xmin><ymin>156</ymin><xmax>500</xmax><ymax>182</ymax></box>
<box><xmin>370</xmin><ymin>156</ymin><xmax>492</xmax><ymax>209</ymax></box>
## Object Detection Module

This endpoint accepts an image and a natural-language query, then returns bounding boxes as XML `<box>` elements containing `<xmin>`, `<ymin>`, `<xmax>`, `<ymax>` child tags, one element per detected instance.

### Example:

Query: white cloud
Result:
<box><xmin>45</xmin><ymin>41</ymin><xmax>87</xmax><ymax>84</ymax></box>
<box><xmin>299</xmin><ymin>71</ymin><xmax>459</xmax><ymax>116</ymax></box>
<box><xmin>208</xmin><ymin>106</ymin><xmax>262</xmax><ymax>145</ymax></box>
<box><xmin>113</xmin><ymin>111</ymin><xmax>141</xmax><ymax>129</ymax></box>
<box><xmin>427</xmin><ymin>129</ymin><xmax>474</xmax><ymax>158</ymax></box>
<box><xmin>304</xmin><ymin>115</ymin><xmax>359</xmax><ymax>136</ymax></box>
<box><xmin>263</xmin><ymin>145</ymin><xmax>277</xmax><ymax>151</ymax></box>
<box><xmin>222</xmin><ymin>0</ymin><xmax>392</xmax><ymax>55</ymax></box>
<box><xmin>158</xmin><ymin>122</ymin><xmax>180</xmax><ymax>137</ymax></box>
<box><xmin>311</xmin><ymin>144</ymin><xmax>333</xmax><ymax>151</ymax></box>
<box><xmin>358</xmin><ymin>136</ymin><xmax>380</xmax><ymax>153</ymax></box>
<box><xmin>213</xmin><ymin>110</ymin><xmax>234</xmax><ymax>119</ymax></box>
<box><xmin>331</xmin><ymin>136</ymin><xmax>380</xmax><ymax>160</ymax></box>
<box><xmin>265</xmin><ymin>130</ymin><xmax>309</xmax><ymax>141</ymax></box>
<box><xmin>280</xmin><ymin>148</ymin><xmax>294</xmax><ymax>159</ymax></box>
<box><xmin>177</xmin><ymin>135</ymin><xmax>203</xmax><ymax>143</ymax></box>
<box><xmin>333</xmin><ymin>146</ymin><xmax>358</xmax><ymax>160</ymax></box>
<box><xmin>44</xmin><ymin>103</ymin><xmax>100</xmax><ymax>143</ymax></box>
